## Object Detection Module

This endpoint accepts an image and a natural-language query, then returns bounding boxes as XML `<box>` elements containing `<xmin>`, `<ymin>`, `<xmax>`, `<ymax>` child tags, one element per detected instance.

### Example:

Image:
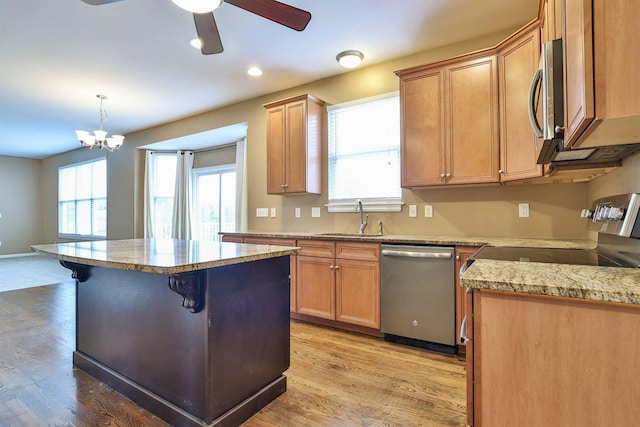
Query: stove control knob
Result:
<box><xmin>609</xmin><ymin>207</ymin><xmax>624</xmax><ymax>220</ymax></box>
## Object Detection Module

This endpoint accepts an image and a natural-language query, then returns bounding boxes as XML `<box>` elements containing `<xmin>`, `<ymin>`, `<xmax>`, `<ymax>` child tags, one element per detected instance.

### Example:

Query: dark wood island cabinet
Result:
<box><xmin>32</xmin><ymin>238</ymin><xmax>297</xmax><ymax>427</ymax></box>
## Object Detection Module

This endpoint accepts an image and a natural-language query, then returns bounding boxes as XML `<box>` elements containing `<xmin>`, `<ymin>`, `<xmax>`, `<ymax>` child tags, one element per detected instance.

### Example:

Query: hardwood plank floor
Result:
<box><xmin>0</xmin><ymin>283</ymin><xmax>466</xmax><ymax>426</ymax></box>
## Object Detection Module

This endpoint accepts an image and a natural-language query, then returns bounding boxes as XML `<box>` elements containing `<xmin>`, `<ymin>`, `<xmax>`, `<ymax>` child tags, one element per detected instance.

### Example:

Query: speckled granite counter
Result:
<box><xmin>462</xmin><ymin>259</ymin><xmax>640</xmax><ymax>305</ymax></box>
<box><xmin>31</xmin><ymin>238</ymin><xmax>297</xmax><ymax>274</ymax></box>
<box><xmin>221</xmin><ymin>231</ymin><xmax>594</xmax><ymax>249</ymax></box>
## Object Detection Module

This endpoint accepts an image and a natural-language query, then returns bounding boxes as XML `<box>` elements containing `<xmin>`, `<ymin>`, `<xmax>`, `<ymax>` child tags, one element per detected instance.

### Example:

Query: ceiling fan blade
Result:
<box><xmin>193</xmin><ymin>13</ymin><xmax>224</xmax><ymax>54</ymax></box>
<box><xmin>225</xmin><ymin>0</ymin><xmax>311</xmax><ymax>31</ymax></box>
<box><xmin>81</xmin><ymin>0</ymin><xmax>124</xmax><ymax>5</ymax></box>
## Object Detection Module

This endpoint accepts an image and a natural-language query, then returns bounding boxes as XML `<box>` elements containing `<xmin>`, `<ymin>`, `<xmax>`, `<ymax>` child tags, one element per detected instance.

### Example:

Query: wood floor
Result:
<box><xmin>0</xmin><ymin>282</ymin><xmax>466</xmax><ymax>426</ymax></box>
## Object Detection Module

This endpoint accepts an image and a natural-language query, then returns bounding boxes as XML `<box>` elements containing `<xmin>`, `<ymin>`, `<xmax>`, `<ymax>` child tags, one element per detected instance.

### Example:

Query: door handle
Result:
<box><xmin>460</xmin><ymin>316</ymin><xmax>472</xmax><ymax>344</ymax></box>
<box><xmin>527</xmin><ymin>68</ymin><xmax>543</xmax><ymax>138</ymax></box>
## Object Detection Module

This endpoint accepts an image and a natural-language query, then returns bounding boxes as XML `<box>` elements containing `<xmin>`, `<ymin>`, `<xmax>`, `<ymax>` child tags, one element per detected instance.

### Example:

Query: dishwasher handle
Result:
<box><xmin>381</xmin><ymin>249</ymin><xmax>452</xmax><ymax>259</ymax></box>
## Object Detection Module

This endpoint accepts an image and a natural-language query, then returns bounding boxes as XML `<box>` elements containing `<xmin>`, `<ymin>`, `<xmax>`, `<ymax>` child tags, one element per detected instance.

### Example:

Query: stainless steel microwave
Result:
<box><xmin>528</xmin><ymin>39</ymin><xmax>564</xmax><ymax>164</ymax></box>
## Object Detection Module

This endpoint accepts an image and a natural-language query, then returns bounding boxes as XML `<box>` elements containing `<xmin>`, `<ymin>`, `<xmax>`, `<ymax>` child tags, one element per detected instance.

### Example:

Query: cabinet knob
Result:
<box><xmin>498</xmin><ymin>169</ymin><xmax>504</xmax><ymax>174</ymax></box>
<box><xmin>455</xmin><ymin>255</ymin><xmax>460</xmax><ymax>260</ymax></box>
<box><xmin>446</xmin><ymin>173</ymin><xmax>451</xmax><ymax>178</ymax></box>
<box><xmin>440</xmin><ymin>173</ymin><xmax>445</xmax><ymax>178</ymax></box>
<box><xmin>281</xmin><ymin>184</ymin><xmax>286</xmax><ymax>188</ymax></box>
<box><xmin>334</xmin><ymin>265</ymin><xmax>340</xmax><ymax>270</ymax></box>
<box><xmin>329</xmin><ymin>265</ymin><xmax>334</xmax><ymax>270</ymax></box>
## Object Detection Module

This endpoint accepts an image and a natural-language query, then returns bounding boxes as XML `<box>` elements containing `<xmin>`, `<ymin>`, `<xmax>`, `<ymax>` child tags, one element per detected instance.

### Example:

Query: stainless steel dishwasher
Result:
<box><xmin>380</xmin><ymin>244</ymin><xmax>456</xmax><ymax>354</ymax></box>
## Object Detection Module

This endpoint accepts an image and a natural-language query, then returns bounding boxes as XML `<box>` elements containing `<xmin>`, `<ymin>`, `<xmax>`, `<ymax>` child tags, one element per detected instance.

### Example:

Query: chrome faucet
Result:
<box><xmin>356</xmin><ymin>199</ymin><xmax>368</xmax><ymax>235</ymax></box>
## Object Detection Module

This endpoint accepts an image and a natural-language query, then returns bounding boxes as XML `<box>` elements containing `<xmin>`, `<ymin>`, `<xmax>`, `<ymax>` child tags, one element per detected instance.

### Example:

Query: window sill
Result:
<box><xmin>325</xmin><ymin>199</ymin><xmax>403</xmax><ymax>213</ymax></box>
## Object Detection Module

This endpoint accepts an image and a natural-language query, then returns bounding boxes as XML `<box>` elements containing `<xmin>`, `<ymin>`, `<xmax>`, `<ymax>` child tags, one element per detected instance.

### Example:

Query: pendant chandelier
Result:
<box><xmin>75</xmin><ymin>94</ymin><xmax>124</xmax><ymax>151</ymax></box>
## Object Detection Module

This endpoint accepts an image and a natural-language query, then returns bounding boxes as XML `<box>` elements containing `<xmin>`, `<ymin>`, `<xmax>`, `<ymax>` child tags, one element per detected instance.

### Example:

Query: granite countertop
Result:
<box><xmin>31</xmin><ymin>238</ymin><xmax>297</xmax><ymax>275</ymax></box>
<box><xmin>462</xmin><ymin>259</ymin><xmax>640</xmax><ymax>305</ymax></box>
<box><xmin>221</xmin><ymin>231</ymin><xmax>594</xmax><ymax>249</ymax></box>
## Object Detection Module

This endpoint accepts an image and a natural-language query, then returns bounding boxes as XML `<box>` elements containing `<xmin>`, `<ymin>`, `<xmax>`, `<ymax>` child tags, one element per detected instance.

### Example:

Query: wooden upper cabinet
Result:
<box><xmin>562</xmin><ymin>0</ymin><xmax>595</xmax><ymax>148</ymax></box>
<box><xmin>541</xmin><ymin>0</ymin><xmax>562</xmax><ymax>44</ymax></box>
<box><xmin>563</xmin><ymin>0</ymin><xmax>640</xmax><ymax>149</ymax></box>
<box><xmin>397</xmin><ymin>54</ymin><xmax>499</xmax><ymax>187</ymax></box>
<box><xmin>399</xmin><ymin>68</ymin><xmax>445</xmax><ymax>187</ymax></box>
<box><xmin>264</xmin><ymin>94</ymin><xmax>324</xmax><ymax>195</ymax></box>
<box><xmin>498</xmin><ymin>25</ymin><xmax>543</xmax><ymax>182</ymax></box>
<box><xmin>445</xmin><ymin>55</ymin><xmax>500</xmax><ymax>185</ymax></box>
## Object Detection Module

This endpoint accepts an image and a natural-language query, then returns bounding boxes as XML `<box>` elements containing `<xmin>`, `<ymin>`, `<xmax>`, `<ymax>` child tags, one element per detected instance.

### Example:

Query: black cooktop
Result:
<box><xmin>469</xmin><ymin>246</ymin><xmax>634</xmax><ymax>268</ymax></box>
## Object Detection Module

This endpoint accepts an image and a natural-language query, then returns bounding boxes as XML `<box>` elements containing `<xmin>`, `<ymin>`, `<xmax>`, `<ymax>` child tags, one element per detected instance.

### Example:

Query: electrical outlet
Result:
<box><xmin>295</xmin><ymin>208</ymin><xmax>301</xmax><ymax>218</ymax></box>
<box><xmin>311</xmin><ymin>207</ymin><xmax>321</xmax><ymax>218</ymax></box>
<box><xmin>424</xmin><ymin>205</ymin><xmax>433</xmax><ymax>218</ymax></box>
<box><xmin>256</xmin><ymin>208</ymin><xmax>269</xmax><ymax>217</ymax></box>
<box><xmin>270</xmin><ymin>207</ymin><xmax>277</xmax><ymax>218</ymax></box>
<box><xmin>519</xmin><ymin>203</ymin><xmax>530</xmax><ymax>218</ymax></box>
<box><xmin>409</xmin><ymin>204</ymin><xmax>417</xmax><ymax>217</ymax></box>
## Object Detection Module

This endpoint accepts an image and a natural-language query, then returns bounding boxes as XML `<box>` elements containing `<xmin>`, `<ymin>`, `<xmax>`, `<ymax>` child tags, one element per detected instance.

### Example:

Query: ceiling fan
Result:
<box><xmin>81</xmin><ymin>0</ymin><xmax>312</xmax><ymax>55</ymax></box>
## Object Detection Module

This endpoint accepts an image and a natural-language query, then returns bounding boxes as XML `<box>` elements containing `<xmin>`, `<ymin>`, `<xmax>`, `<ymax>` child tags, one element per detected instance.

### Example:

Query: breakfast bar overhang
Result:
<box><xmin>31</xmin><ymin>238</ymin><xmax>297</xmax><ymax>427</ymax></box>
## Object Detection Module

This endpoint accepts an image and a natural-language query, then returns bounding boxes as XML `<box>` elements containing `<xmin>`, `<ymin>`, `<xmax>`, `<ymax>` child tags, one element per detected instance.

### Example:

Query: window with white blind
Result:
<box><xmin>327</xmin><ymin>92</ymin><xmax>402</xmax><ymax>212</ymax></box>
<box><xmin>58</xmin><ymin>158</ymin><xmax>107</xmax><ymax>238</ymax></box>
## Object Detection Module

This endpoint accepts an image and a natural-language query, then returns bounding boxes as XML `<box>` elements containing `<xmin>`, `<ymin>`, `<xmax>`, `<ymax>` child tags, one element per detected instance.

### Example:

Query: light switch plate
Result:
<box><xmin>519</xmin><ymin>203</ymin><xmax>530</xmax><ymax>218</ymax></box>
<box><xmin>295</xmin><ymin>208</ymin><xmax>301</xmax><ymax>218</ymax></box>
<box><xmin>409</xmin><ymin>204</ymin><xmax>417</xmax><ymax>217</ymax></box>
<box><xmin>256</xmin><ymin>208</ymin><xmax>269</xmax><ymax>218</ymax></box>
<box><xmin>270</xmin><ymin>207</ymin><xmax>277</xmax><ymax>218</ymax></box>
<box><xmin>424</xmin><ymin>205</ymin><xmax>433</xmax><ymax>218</ymax></box>
<box><xmin>311</xmin><ymin>207</ymin><xmax>321</xmax><ymax>218</ymax></box>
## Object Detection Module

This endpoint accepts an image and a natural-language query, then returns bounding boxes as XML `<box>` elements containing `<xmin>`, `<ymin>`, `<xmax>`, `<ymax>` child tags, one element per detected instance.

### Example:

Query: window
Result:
<box><xmin>327</xmin><ymin>93</ymin><xmax>402</xmax><ymax>212</ymax></box>
<box><xmin>192</xmin><ymin>165</ymin><xmax>236</xmax><ymax>240</ymax></box>
<box><xmin>58</xmin><ymin>158</ymin><xmax>107</xmax><ymax>238</ymax></box>
<box><xmin>150</xmin><ymin>153</ymin><xmax>177</xmax><ymax>238</ymax></box>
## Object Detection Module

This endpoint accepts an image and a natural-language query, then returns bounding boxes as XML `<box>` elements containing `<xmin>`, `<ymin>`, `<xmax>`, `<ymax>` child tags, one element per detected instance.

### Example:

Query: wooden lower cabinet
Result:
<box><xmin>467</xmin><ymin>289</ymin><xmax>640</xmax><ymax>426</ymax></box>
<box><xmin>335</xmin><ymin>258</ymin><xmax>380</xmax><ymax>329</ymax></box>
<box><xmin>454</xmin><ymin>246</ymin><xmax>479</xmax><ymax>354</ymax></box>
<box><xmin>296</xmin><ymin>240</ymin><xmax>381</xmax><ymax>333</ymax></box>
<box><xmin>296</xmin><ymin>255</ymin><xmax>335</xmax><ymax>320</ymax></box>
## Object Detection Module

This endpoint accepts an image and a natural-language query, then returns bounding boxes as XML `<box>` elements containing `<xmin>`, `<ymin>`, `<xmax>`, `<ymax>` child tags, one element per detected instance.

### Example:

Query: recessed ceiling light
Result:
<box><xmin>190</xmin><ymin>38</ymin><xmax>202</xmax><ymax>49</ymax></box>
<box><xmin>247</xmin><ymin>66</ymin><xmax>263</xmax><ymax>77</ymax></box>
<box><xmin>336</xmin><ymin>50</ymin><xmax>364</xmax><ymax>69</ymax></box>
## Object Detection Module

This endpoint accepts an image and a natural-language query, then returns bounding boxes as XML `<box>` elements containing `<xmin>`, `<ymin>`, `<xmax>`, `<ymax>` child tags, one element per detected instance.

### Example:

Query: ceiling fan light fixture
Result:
<box><xmin>189</xmin><ymin>38</ymin><xmax>203</xmax><ymax>49</ymax></box>
<box><xmin>170</xmin><ymin>0</ymin><xmax>222</xmax><ymax>14</ymax></box>
<box><xmin>336</xmin><ymin>50</ymin><xmax>364</xmax><ymax>69</ymax></box>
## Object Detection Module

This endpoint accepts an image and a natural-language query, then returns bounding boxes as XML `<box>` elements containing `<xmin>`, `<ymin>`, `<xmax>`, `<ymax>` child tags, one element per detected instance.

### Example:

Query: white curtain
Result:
<box><xmin>143</xmin><ymin>150</ymin><xmax>156</xmax><ymax>238</ymax></box>
<box><xmin>172</xmin><ymin>150</ymin><xmax>194</xmax><ymax>239</ymax></box>
<box><xmin>235</xmin><ymin>138</ymin><xmax>248</xmax><ymax>231</ymax></box>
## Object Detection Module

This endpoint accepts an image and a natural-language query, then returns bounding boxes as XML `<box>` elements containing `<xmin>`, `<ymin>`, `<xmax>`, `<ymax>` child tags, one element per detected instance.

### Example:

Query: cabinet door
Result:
<box><xmin>499</xmin><ymin>27</ymin><xmax>543</xmax><ymax>182</ymax></box>
<box><xmin>284</xmin><ymin>100</ymin><xmax>308</xmax><ymax>193</ymax></box>
<box><xmin>455</xmin><ymin>246</ymin><xmax>478</xmax><ymax>354</ymax></box>
<box><xmin>266</xmin><ymin>105</ymin><xmax>287</xmax><ymax>194</ymax></box>
<box><xmin>399</xmin><ymin>69</ymin><xmax>446</xmax><ymax>187</ymax></box>
<box><xmin>445</xmin><ymin>56</ymin><xmax>500</xmax><ymax>184</ymax></box>
<box><xmin>562</xmin><ymin>0</ymin><xmax>594</xmax><ymax>148</ymax></box>
<box><xmin>296</xmin><ymin>255</ymin><xmax>335</xmax><ymax>320</ymax></box>
<box><xmin>335</xmin><ymin>259</ymin><xmax>380</xmax><ymax>329</ymax></box>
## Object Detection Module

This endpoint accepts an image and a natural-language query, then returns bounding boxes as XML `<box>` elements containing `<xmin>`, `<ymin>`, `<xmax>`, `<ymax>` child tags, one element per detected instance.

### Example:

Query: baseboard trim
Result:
<box><xmin>0</xmin><ymin>252</ymin><xmax>38</xmax><ymax>259</ymax></box>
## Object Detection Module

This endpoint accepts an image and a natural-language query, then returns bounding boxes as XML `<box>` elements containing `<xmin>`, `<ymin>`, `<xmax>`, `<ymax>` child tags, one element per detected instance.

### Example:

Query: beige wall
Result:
<box><xmin>32</xmin><ymin>26</ymin><xmax>640</xmax><ymax>249</ymax></box>
<box><xmin>0</xmin><ymin>156</ymin><xmax>42</xmax><ymax>254</ymax></box>
<box><xmin>588</xmin><ymin>151</ymin><xmax>640</xmax><ymax>201</ymax></box>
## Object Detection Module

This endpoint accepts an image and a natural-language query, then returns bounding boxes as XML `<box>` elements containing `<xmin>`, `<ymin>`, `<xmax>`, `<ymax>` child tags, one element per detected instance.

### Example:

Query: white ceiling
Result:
<box><xmin>0</xmin><ymin>0</ymin><xmax>539</xmax><ymax>159</ymax></box>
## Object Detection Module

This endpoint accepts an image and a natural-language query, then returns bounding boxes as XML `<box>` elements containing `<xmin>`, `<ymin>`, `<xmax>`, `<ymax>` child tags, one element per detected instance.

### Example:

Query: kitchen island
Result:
<box><xmin>31</xmin><ymin>238</ymin><xmax>297</xmax><ymax>427</ymax></box>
